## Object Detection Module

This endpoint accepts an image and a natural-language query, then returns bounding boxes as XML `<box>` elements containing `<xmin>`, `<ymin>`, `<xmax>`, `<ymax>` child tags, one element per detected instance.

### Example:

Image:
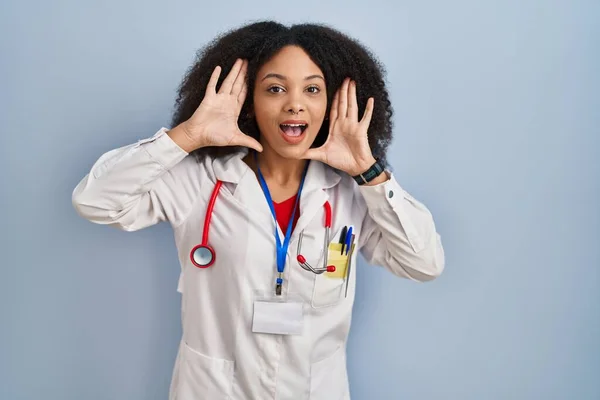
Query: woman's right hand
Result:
<box><xmin>168</xmin><ymin>58</ymin><xmax>263</xmax><ymax>153</ymax></box>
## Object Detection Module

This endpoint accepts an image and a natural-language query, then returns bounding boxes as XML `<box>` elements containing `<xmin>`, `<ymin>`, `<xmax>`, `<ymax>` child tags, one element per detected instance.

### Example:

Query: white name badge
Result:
<box><xmin>252</xmin><ymin>300</ymin><xmax>304</xmax><ymax>335</ymax></box>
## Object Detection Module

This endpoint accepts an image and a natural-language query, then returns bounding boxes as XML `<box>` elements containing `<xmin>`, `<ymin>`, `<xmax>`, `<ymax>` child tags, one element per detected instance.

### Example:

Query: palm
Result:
<box><xmin>303</xmin><ymin>79</ymin><xmax>375</xmax><ymax>176</ymax></box>
<box><xmin>195</xmin><ymin>95</ymin><xmax>243</xmax><ymax>147</ymax></box>
<box><xmin>314</xmin><ymin>130</ymin><xmax>361</xmax><ymax>172</ymax></box>
<box><xmin>185</xmin><ymin>59</ymin><xmax>262</xmax><ymax>152</ymax></box>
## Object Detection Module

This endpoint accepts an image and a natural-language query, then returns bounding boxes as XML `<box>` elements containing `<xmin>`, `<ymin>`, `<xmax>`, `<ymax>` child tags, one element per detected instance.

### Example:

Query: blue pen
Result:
<box><xmin>344</xmin><ymin>226</ymin><xmax>353</xmax><ymax>255</ymax></box>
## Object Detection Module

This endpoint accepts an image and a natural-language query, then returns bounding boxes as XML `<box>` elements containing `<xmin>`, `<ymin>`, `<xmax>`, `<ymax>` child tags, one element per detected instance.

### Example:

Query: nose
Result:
<box><xmin>283</xmin><ymin>90</ymin><xmax>305</xmax><ymax>115</ymax></box>
<box><xmin>287</xmin><ymin>105</ymin><xmax>303</xmax><ymax>115</ymax></box>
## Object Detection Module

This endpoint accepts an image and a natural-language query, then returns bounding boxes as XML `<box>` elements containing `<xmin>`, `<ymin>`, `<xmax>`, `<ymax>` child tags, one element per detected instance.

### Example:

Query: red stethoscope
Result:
<box><xmin>190</xmin><ymin>180</ymin><xmax>335</xmax><ymax>274</ymax></box>
<box><xmin>189</xmin><ymin>181</ymin><xmax>223</xmax><ymax>268</ymax></box>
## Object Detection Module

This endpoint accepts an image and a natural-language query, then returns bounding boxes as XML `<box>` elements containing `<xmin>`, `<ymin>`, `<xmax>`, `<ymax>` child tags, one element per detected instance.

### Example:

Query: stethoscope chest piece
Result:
<box><xmin>190</xmin><ymin>244</ymin><xmax>216</xmax><ymax>268</ymax></box>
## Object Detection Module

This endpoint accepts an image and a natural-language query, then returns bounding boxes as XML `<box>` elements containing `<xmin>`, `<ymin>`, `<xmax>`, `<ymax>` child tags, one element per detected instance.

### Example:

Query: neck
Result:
<box><xmin>252</xmin><ymin>147</ymin><xmax>308</xmax><ymax>186</ymax></box>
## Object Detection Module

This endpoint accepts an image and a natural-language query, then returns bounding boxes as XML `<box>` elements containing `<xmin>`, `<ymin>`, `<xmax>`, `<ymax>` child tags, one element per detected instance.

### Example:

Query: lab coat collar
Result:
<box><xmin>211</xmin><ymin>148</ymin><xmax>341</xmax><ymax>193</ymax></box>
<box><xmin>210</xmin><ymin>148</ymin><xmax>252</xmax><ymax>186</ymax></box>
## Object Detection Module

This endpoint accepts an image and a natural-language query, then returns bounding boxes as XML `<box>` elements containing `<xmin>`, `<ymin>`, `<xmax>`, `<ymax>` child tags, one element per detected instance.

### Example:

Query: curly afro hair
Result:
<box><xmin>171</xmin><ymin>21</ymin><xmax>394</xmax><ymax>165</ymax></box>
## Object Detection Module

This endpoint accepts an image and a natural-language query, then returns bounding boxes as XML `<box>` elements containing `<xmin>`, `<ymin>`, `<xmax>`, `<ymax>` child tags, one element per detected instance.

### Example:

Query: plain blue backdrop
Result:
<box><xmin>1</xmin><ymin>0</ymin><xmax>599</xmax><ymax>399</ymax></box>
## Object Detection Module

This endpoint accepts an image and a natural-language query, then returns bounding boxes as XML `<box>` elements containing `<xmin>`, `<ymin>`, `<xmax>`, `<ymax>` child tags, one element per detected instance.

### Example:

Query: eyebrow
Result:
<box><xmin>261</xmin><ymin>73</ymin><xmax>325</xmax><ymax>82</ymax></box>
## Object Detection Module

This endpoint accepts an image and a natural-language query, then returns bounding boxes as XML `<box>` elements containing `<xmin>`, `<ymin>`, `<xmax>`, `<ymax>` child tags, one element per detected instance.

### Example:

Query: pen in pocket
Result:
<box><xmin>345</xmin><ymin>234</ymin><xmax>356</xmax><ymax>298</ymax></box>
<box><xmin>339</xmin><ymin>226</ymin><xmax>347</xmax><ymax>254</ymax></box>
<box><xmin>344</xmin><ymin>226</ymin><xmax>353</xmax><ymax>255</ymax></box>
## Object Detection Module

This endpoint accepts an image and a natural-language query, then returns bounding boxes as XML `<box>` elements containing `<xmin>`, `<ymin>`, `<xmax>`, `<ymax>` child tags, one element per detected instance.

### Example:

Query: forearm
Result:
<box><xmin>72</xmin><ymin>128</ymin><xmax>188</xmax><ymax>230</ymax></box>
<box><xmin>358</xmin><ymin>174</ymin><xmax>445</xmax><ymax>281</ymax></box>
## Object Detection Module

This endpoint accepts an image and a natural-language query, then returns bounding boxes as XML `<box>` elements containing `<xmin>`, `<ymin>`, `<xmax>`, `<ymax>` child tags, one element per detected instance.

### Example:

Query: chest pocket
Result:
<box><xmin>298</xmin><ymin>225</ymin><xmax>356</xmax><ymax>308</ymax></box>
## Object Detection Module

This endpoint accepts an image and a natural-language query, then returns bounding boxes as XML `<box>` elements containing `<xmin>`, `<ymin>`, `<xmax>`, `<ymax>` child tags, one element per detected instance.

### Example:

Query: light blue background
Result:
<box><xmin>1</xmin><ymin>0</ymin><xmax>598</xmax><ymax>399</ymax></box>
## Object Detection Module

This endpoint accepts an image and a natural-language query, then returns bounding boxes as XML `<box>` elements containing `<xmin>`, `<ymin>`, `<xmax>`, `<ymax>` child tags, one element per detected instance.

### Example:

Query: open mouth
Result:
<box><xmin>279</xmin><ymin>123</ymin><xmax>308</xmax><ymax>137</ymax></box>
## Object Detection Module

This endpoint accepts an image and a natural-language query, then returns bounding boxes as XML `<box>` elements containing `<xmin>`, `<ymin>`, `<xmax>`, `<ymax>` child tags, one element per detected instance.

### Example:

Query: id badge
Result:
<box><xmin>252</xmin><ymin>292</ymin><xmax>304</xmax><ymax>335</ymax></box>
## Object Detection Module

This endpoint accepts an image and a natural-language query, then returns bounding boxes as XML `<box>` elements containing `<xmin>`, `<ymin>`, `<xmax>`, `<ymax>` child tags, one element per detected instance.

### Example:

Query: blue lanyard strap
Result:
<box><xmin>255</xmin><ymin>154</ymin><xmax>309</xmax><ymax>294</ymax></box>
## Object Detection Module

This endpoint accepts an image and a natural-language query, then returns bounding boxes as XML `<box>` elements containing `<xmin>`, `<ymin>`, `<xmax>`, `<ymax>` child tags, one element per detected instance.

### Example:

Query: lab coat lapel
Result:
<box><xmin>209</xmin><ymin>149</ymin><xmax>249</xmax><ymax>186</ymax></box>
<box><xmin>294</xmin><ymin>161</ymin><xmax>341</xmax><ymax>237</ymax></box>
<box><xmin>211</xmin><ymin>150</ymin><xmax>279</xmax><ymax>236</ymax></box>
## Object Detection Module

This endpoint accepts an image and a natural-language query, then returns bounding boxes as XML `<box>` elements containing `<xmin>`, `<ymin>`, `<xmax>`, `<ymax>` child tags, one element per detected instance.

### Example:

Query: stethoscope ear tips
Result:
<box><xmin>297</xmin><ymin>253</ymin><xmax>336</xmax><ymax>274</ymax></box>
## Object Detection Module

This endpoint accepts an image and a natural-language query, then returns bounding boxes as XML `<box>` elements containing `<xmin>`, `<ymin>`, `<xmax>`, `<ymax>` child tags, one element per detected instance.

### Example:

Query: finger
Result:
<box><xmin>329</xmin><ymin>89</ymin><xmax>339</xmax><ymax>124</ymax></box>
<box><xmin>231</xmin><ymin>60</ymin><xmax>247</xmax><ymax>97</ymax></box>
<box><xmin>348</xmin><ymin>81</ymin><xmax>358</xmax><ymax>121</ymax></box>
<box><xmin>360</xmin><ymin>97</ymin><xmax>375</xmax><ymax>129</ymax></box>
<box><xmin>237</xmin><ymin>77</ymin><xmax>248</xmax><ymax>110</ymax></box>
<box><xmin>300</xmin><ymin>147</ymin><xmax>327</xmax><ymax>163</ymax></box>
<box><xmin>206</xmin><ymin>66</ymin><xmax>222</xmax><ymax>95</ymax></box>
<box><xmin>231</xmin><ymin>130</ymin><xmax>263</xmax><ymax>152</ymax></box>
<box><xmin>219</xmin><ymin>59</ymin><xmax>243</xmax><ymax>94</ymax></box>
<box><xmin>338</xmin><ymin>78</ymin><xmax>350</xmax><ymax>118</ymax></box>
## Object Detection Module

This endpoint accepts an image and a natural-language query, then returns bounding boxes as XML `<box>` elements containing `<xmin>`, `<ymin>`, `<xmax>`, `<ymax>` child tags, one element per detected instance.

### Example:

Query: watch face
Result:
<box><xmin>365</xmin><ymin>169</ymin><xmax>377</xmax><ymax>179</ymax></box>
<box><xmin>353</xmin><ymin>160</ymin><xmax>383</xmax><ymax>185</ymax></box>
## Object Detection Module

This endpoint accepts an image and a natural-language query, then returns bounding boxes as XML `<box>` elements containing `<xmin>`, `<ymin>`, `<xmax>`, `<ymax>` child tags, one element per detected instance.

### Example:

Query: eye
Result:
<box><xmin>267</xmin><ymin>86</ymin><xmax>285</xmax><ymax>93</ymax></box>
<box><xmin>306</xmin><ymin>85</ymin><xmax>321</xmax><ymax>94</ymax></box>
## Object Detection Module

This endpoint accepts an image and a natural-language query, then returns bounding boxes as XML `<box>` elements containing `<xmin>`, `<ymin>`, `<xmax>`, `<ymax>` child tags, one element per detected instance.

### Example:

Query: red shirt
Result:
<box><xmin>273</xmin><ymin>194</ymin><xmax>300</xmax><ymax>233</ymax></box>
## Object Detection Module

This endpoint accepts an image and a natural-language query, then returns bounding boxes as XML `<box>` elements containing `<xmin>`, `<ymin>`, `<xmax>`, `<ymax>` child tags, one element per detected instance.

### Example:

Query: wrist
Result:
<box><xmin>167</xmin><ymin>123</ymin><xmax>203</xmax><ymax>153</ymax></box>
<box><xmin>351</xmin><ymin>157</ymin><xmax>387</xmax><ymax>186</ymax></box>
<box><xmin>362</xmin><ymin>171</ymin><xmax>388</xmax><ymax>186</ymax></box>
<box><xmin>347</xmin><ymin>156</ymin><xmax>377</xmax><ymax>177</ymax></box>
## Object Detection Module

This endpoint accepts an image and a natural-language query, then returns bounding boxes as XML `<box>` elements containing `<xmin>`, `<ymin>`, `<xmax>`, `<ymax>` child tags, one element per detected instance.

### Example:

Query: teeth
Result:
<box><xmin>281</xmin><ymin>124</ymin><xmax>307</xmax><ymax>127</ymax></box>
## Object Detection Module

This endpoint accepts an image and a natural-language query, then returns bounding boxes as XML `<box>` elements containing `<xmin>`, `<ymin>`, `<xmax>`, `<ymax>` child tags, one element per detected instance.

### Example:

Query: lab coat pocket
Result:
<box><xmin>309</xmin><ymin>345</ymin><xmax>349</xmax><ymax>400</ymax></box>
<box><xmin>311</xmin><ymin>226</ymin><xmax>349</xmax><ymax>308</ymax></box>
<box><xmin>175</xmin><ymin>341</ymin><xmax>234</xmax><ymax>400</ymax></box>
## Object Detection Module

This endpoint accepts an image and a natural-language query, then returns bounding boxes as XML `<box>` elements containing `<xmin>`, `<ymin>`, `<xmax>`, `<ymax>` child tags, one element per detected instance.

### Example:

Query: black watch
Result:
<box><xmin>352</xmin><ymin>159</ymin><xmax>385</xmax><ymax>185</ymax></box>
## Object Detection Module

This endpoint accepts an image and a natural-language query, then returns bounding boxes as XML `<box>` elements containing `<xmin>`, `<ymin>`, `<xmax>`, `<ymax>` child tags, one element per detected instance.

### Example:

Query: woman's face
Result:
<box><xmin>253</xmin><ymin>45</ymin><xmax>328</xmax><ymax>160</ymax></box>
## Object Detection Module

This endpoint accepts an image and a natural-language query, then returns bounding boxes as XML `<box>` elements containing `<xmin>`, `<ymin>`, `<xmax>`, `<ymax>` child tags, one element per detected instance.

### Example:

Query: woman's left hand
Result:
<box><xmin>301</xmin><ymin>78</ymin><xmax>377</xmax><ymax>176</ymax></box>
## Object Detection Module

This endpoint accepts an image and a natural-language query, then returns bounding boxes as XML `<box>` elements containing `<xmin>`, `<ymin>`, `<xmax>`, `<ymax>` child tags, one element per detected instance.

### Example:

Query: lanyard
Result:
<box><xmin>256</xmin><ymin>156</ymin><xmax>309</xmax><ymax>295</ymax></box>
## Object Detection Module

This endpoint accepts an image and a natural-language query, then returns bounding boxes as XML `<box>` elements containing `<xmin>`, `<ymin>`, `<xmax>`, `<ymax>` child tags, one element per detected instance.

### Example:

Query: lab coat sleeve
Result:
<box><xmin>356</xmin><ymin>173</ymin><xmax>445</xmax><ymax>282</ymax></box>
<box><xmin>72</xmin><ymin>128</ymin><xmax>196</xmax><ymax>231</ymax></box>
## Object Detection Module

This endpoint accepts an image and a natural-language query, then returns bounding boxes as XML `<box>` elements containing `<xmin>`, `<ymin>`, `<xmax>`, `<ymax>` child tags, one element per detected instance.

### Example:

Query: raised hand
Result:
<box><xmin>169</xmin><ymin>59</ymin><xmax>263</xmax><ymax>153</ymax></box>
<box><xmin>301</xmin><ymin>78</ymin><xmax>376</xmax><ymax>176</ymax></box>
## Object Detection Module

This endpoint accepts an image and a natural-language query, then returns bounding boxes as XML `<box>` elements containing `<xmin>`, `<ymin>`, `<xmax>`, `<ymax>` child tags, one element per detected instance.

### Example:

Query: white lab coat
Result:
<box><xmin>72</xmin><ymin>127</ymin><xmax>445</xmax><ymax>400</ymax></box>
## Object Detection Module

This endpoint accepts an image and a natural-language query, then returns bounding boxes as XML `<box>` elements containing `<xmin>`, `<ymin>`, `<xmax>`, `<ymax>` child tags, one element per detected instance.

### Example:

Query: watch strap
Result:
<box><xmin>353</xmin><ymin>159</ymin><xmax>385</xmax><ymax>185</ymax></box>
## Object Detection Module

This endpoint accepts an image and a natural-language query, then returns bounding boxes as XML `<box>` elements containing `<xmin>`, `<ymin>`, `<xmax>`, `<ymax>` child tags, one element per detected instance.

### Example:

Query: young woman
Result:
<box><xmin>72</xmin><ymin>21</ymin><xmax>445</xmax><ymax>400</ymax></box>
